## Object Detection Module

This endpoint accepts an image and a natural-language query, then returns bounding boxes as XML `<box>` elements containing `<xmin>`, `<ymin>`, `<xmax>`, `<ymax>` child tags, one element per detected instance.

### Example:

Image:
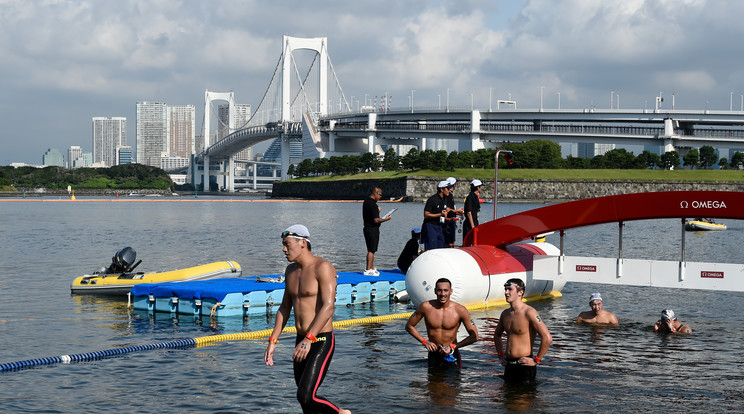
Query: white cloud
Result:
<box><xmin>3</xmin><ymin>0</ymin><xmax>744</xmax><ymax>163</ymax></box>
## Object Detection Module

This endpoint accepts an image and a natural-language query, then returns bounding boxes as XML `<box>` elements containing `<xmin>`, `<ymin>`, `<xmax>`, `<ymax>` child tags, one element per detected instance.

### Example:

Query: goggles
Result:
<box><xmin>281</xmin><ymin>231</ymin><xmax>308</xmax><ymax>240</ymax></box>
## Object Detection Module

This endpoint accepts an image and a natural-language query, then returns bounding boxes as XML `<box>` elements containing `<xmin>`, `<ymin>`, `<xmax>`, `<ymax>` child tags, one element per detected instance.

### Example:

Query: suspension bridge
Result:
<box><xmin>193</xmin><ymin>36</ymin><xmax>744</xmax><ymax>192</ymax></box>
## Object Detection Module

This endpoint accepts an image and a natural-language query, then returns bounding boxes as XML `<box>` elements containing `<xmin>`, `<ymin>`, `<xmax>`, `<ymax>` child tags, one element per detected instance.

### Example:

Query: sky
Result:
<box><xmin>2</xmin><ymin>0</ymin><xmax>744</xmax><ymax>165</ymax></box>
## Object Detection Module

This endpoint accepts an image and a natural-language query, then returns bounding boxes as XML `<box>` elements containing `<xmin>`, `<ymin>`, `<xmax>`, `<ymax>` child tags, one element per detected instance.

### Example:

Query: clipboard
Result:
<box><xmin>383</xmin><ymin>208</ymin><xmax>397</xmax><ymax>219</ymax></box>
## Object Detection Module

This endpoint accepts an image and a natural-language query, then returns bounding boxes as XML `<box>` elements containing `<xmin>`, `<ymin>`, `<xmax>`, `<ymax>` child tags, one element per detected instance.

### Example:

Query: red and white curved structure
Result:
<box><xmin>406</xmin><ymin>191</ymin><xmax>744</xmax><ymax>307</ymax></box>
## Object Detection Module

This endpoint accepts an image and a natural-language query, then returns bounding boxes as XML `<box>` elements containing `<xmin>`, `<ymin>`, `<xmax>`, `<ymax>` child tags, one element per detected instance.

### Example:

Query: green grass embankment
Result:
<box><xmin>286</xmin><ymin>169</ymin><xmax>744</xmax><ymax>182</ymax></box>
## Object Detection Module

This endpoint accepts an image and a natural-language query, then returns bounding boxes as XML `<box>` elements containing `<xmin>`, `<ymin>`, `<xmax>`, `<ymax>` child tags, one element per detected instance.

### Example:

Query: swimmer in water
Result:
<box><xmin>493</xmin><ymin>278</ymin><xmax>553</xmax><ymax>383</ymax></box>
<box><xmin>653</xmin><ymin>309</ymin><xmax>692</xmax><ymax>334</ymax></box>
<box><xmin>576</xmin><ymin>292</ymin><xmax>619</xmax><ymax>326</ymax></box>
<box><xmin>405</xmin><ymin>277</ymin><xmax>478</xmax><ymax>368</ymax></box>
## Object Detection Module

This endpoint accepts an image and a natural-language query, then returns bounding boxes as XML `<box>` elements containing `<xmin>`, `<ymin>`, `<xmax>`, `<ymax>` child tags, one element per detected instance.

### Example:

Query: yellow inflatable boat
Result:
<box><xmin>71</xmin><ymin>247</ymin><xmax>241</xmax><ymax>295</ymax></box>
<box><xmin>684</xmin><ymin>219</ymin><xmax>727</xmax><ymax>231</ymax></box>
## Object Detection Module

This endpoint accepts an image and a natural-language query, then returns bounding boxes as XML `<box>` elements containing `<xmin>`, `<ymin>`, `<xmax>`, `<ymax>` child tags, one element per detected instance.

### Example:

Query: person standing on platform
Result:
<box><xmin>493</xmin><ymin>278</ymin><xmax>553</xmax><ymax>383</ymax></box>
<box><xmin>444</xmin><ymin>177</ymin><xmax>464</xmax><ymax>248</ymax></box>
<box><xmin>362</xmin><ymin>186</ymin><xmax>390</xmax><ymax>276</ymax></box>
<box><xmin>422</xmin><ymin>181</ymin><xmax>451</xmax><ymax>251</ymax></box>
<box><xmin>405</xmin><ymin>277</ymin><xmax>479</xmax><ymax>368</ymax></box>
<box><xmin>463</xmin><ymin>179</ymin><xmax>483</xmax><ymax>244</ymax></box>
<box><xmin>264</xmin><ymin>225</ymin><xmax>352</xmax><ymax>414</ymax></box>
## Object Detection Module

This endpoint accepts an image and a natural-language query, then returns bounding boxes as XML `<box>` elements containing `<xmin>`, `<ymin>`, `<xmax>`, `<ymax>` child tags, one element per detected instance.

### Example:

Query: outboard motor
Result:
<box><xmin>106</xmin><ymin>247</ymin><xmax>138</xmax><ymax>274</ymax></box>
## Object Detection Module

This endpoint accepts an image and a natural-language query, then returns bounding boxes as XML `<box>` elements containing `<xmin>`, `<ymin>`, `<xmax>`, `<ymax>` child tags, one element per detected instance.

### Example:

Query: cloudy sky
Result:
<box><xmin>2</xmin><ymin>0</ymin><xmax>744</xmax><ymax>165</ymax></box>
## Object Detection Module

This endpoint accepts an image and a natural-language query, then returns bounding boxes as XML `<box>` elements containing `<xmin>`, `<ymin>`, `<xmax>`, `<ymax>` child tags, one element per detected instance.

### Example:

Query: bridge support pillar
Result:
<box><xmin>203</xmin><ymin>155</ymin><xmax>210</xmax><ymax>192</ymax></box>
<box><xmin>280</xmin><ymin>134</ymin><xmax>290</xmax><ymax>180</ymax></box>
<box><xmin>367</xmin><ymin>113</ymin><xmax>377</xmax><ymax>154</ymax></box>
<box><xmin>663</xmin><ymin>139</ymin><xmax>676</xmax><ymax>153</ymax></box>
<box><xmin>227</xmin><ymin>156</ymin><xmax>235</xmax><ymax>193</ymax></box>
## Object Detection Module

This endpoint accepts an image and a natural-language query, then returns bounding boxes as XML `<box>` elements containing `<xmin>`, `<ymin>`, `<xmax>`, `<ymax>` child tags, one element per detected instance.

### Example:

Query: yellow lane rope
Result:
<box><xmin>192</xmin><ymin>291</ymin><xmax>561</xmax><ymax>347</ymax></box>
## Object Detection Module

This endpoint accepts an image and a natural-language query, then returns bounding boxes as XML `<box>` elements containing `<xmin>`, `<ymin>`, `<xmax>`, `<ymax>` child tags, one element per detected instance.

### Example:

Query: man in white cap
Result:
<box><xmin>422</xmin><ymin>180</ymin><xmax>452</xmax><ymax>250</ymax></box>
<box><xmin>463</xmin><ymin>179</ymin><xmax>483</xmax><ymax>244</ymax></box>
<box><xmin>443</xmin><ymin>177</ymin><xmax>464</xmax><ymax>248</ymax></box>
<box><xmin>397</xmin><ymin>225</ymin><xmax>422</xmax><ymax>274</ymax></box>
<box><xmin>577</xmin><ymin>292</ymin><xmax>618</xmax><ymax>326</ymax></box>
<box><xmin>265</xmin><ymin>224</ymin><xmax>352</xmax><ymax>414</ymax></box>
<box><xmin>653</xmin><ymin>309</ymin><xmax>692</xmax><ymax>334</ymax></box>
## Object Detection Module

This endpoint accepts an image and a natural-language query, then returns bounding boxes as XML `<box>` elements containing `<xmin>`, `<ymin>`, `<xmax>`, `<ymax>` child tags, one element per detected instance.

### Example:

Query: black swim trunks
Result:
<box><xmin>503</xmin><ymin>357</ymin><xmax>537</xmax><ymax>383</ymax></box>
<box><xmin>294</xmin><ymin>332</ymin><xmax>341</xmax><ymax>413</ymax></box>
<box><xmin>427</xmin><ymin>348</ymin><xmax>462</xmax><ymax>369</ymax></box>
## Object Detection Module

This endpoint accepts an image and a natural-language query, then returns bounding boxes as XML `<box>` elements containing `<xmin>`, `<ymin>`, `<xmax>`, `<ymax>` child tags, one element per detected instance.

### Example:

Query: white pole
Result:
<box><xmin>493</xmin><ymin>149</ymin><xmax>513</xmax><ymax>220</ymax></box>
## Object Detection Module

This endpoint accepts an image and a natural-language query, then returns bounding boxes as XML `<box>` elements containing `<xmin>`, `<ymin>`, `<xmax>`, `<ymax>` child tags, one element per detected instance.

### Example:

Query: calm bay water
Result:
<box><xmin>1</xmin><ymin>196</ymin><xmax>743</xmax><ymax>413</ymax></box>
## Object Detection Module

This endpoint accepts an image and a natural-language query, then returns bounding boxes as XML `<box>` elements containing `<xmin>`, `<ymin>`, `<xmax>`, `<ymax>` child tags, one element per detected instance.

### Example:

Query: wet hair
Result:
<box><xmin>435</xmin><ymin>277</ymin><xmax>452</xmax><ymax>288</ymax></box>
<box><xmin>504</xmin><ymin>278</ymin><xmax>525</xmax><ymax>292</ymax></box>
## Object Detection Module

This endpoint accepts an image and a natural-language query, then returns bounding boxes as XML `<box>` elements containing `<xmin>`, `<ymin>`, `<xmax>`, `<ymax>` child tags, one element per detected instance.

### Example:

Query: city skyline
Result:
<box><xmin>3</xmin><ymin>1</ymin><xmax>744</xmax><ymax>165</ymax></box>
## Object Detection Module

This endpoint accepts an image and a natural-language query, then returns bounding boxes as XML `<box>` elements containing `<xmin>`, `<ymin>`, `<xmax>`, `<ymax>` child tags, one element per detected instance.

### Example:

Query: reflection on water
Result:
<box><xmin>2</xmin><ymin>198</ymin><xmax>744</xmax><ymax>412</ymax></box>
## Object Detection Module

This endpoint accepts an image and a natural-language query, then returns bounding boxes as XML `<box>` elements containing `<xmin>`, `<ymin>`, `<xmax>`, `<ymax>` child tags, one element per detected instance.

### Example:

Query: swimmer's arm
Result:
<box><xmin>454</xmin><ymin>307</ymin><xmax>478</xmax><ymax>349</ymax></box>
<box><xmin>493</xmin><ymin>314</ymin><xmax>506</xmax><ymax>364</ymax></box>
<box><xmin>530</xmin><ymin>309</ymin><xmax>552</xmax><ymax>363</ymax></box>
<box><xmin>265</xmin><ymin>285</ymin><xmax>293</xmax><ymax>366</ymax></box>
<box><xmin>405</xmin><ymin>304</ymin><xmax>437</xmax><ymax>352</ymax></box>
<box><xmin>678</xmin><ymin>325</ymin><xmax>692</xmax><ymax>333</ymax></box>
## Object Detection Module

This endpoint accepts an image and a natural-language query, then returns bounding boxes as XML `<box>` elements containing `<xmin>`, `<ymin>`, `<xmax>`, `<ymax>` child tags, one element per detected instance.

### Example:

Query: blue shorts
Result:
<box><xmin>422</xmin><ymin>222</ymin><xmax>444</xmax><ymax>250</ymax></box>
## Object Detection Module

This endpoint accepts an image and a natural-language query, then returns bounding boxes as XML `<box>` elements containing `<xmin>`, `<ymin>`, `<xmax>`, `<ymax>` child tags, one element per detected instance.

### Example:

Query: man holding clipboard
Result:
<box><xmin>362</xmin><ymin>186</ymin><xmax>392</xmax><ymax>276</ymax></box>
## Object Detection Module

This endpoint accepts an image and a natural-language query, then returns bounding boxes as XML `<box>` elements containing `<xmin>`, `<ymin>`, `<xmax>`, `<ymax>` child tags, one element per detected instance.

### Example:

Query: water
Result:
<box><xmin>1</xmin><ymin>196</ymin><xmax>744</xmax><ymax>413</ymax></box>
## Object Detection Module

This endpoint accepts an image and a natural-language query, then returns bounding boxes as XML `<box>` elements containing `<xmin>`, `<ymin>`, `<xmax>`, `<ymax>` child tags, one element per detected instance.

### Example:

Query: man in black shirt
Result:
<box><xmin>362</xmin><ymin>186</ymin><xmax>390</xmax><ymax>276</ymax></box>
<box><xmin>463</xmin><ymin>179</ymin><xmax>483</xmax><ymax>243</ymax></box>
<box><xmin>422</xmin><ymin>181</ymin><xmax>451</xmax><ymax>251</ymax></box>
<box><xmin>444</xmin><ymin>177</ymin><xmax>464</xmax><ymax>248</ymax></box>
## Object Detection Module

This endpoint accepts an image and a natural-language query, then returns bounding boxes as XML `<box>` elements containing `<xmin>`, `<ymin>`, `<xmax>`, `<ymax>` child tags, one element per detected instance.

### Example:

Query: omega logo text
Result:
<box><xmin>679</xmin><ymin>200</ymin><xmax>727</xmax><ymax>209</ymax></box>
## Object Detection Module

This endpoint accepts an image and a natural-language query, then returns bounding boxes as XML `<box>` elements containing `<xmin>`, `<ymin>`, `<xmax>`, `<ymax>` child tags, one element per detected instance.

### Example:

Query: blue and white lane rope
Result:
<box><xmin>0</xmin><ymin>311</ymin><xmax>424</xmax><ymax>373</ymax></box>
<box><xmin>0</xmin><ymin>338</ymin><xmax>196</xmax><ymax>372</ymax></box>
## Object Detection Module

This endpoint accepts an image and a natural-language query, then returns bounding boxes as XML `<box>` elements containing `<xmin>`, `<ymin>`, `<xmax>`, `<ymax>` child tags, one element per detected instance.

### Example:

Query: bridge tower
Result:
<box><xmin>201</xmin><ymin>90</ymin><xmax>236</xmax><ymax>192</ymax></box>
<box><xmin>279</xmin><ymin>36</ymin><xmax>328</xmax><ymax>178</ymax></box>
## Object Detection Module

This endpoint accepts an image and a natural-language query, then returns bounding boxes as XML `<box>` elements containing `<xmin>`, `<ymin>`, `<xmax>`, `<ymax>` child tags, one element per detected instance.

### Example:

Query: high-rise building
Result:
<box><xmin>167</xmin><ymin>105</ymin><xmax>196</xmax><ymax>158</ymax></box>
<box><xmin>42</xmin><ymin>148</ymin><xmax>64</xmax><ymax>166</ymax></box>
<box><xmin>136</xmin><ymin>102</ymin><xmax>167</xmax><ymax>168</ymax></box>
<box><xmin>218</xmin><ymin>103</ymin><xmax>253</xmax><ymax>160</ymax></box>
<box><xmin>117</xmin><ymin>145</ymin><xmax>133</xmax><ymax>165</ymax></box>
<box><xmin>92</xmin><ymin>117</ymin><xmax>127</xmax><ymax>167</ymax></box>
<box><xmin>68</xmin><ymin>146</ymin><xmax>83</xmax><ymax>169</ymax></box>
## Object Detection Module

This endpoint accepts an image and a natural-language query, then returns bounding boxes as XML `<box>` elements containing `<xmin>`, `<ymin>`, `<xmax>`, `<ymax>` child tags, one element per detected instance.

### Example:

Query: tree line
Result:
<box><xmin>288</xmin><ymin>140</ymin><xmax>738</xmax><ymax>177</ymax></box>
<box><xmin>0</xmin><ymin>164</ymin><xmax>174</xmax><ymax>190</ymax></box>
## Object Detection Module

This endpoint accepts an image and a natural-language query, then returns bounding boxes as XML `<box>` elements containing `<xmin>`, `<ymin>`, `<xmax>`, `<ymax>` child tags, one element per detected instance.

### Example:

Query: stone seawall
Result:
<box><xmin>272</xmin><ymin>177</ymin><xmax>744</xmax><ymax>202</ymax></box>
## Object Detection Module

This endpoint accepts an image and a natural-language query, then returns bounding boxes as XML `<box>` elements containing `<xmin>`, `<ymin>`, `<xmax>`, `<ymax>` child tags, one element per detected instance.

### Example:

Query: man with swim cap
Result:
<box><xmin>653</xmin><ymin>309</ymin><xmax>692</xmax><ymax>334</ymax></box>
<box><xmin>576</xmin><ymin>292</ymin><xmax>619</xmax><ymax>326</ymax></box>
<box><xmin>405</xmin><ymin>278</ymin><xmax>478</xmax><ymax>368</ymax></box>
<box><xmin>264</xmin><ymin>224</ymin><xmax>351</xmax><ymax>414</ymax></box>
<box><xmin>493</xmin><ymin>278</ymin><xmax>553</xmax><ymax>382</ymax></box>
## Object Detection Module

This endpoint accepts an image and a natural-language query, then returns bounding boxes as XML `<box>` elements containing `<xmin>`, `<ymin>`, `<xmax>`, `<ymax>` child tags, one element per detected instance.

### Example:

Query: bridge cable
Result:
<box><xmin>327</xmin><ymin>52</ymin><xmax>351</xmax><ymax>112</ymax></box>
